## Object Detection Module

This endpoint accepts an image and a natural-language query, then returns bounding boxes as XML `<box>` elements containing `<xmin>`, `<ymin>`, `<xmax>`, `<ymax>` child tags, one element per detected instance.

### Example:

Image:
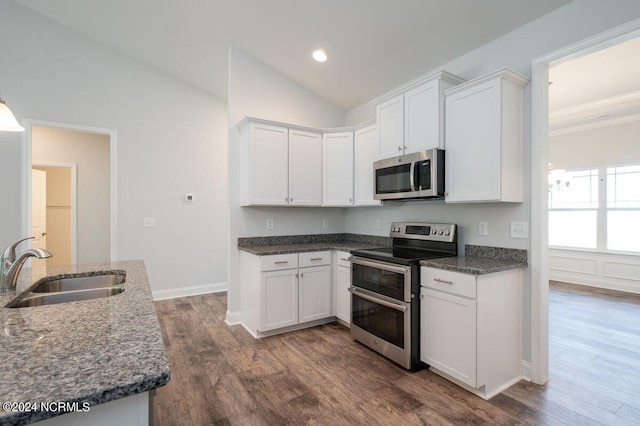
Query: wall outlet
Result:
<box><xmin>143</xmin><ymin>217</ymin><xmax>155</xmax><ymax>228</ymax></box>
<box><xmin>323</xmin><ymin>218</ymin><xmax>329</xmax><ymax>229</ymax></box>
<box><xmin>266</xmin><ymin>218</ymin><xmax>274</xmax><ymax>230</ymax></box>
<box><xmin>375</xmin><ymin>219</ymin><xmax>381</xmax><ymax>230</ymax></box>
<box><xmin>510</xmin><ymin>221</ymin><xmax>529</xmax><ymax>239</ymax></box>
<box><xmin>478</xmin><ymin>222</ymin><xmax>488</xmax><ymax>236</ymax></box>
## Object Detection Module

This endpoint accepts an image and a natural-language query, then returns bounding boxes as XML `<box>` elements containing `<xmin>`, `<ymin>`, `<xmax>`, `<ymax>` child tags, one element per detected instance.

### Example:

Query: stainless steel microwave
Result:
<box><xmin>373</xmin><ymin>149</ymin><xmax>445</xmax><ymax>201</ymax></box>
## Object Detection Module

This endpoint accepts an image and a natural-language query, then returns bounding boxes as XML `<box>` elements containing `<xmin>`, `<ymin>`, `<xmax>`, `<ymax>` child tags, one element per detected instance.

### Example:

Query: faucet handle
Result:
<box><xmin>2</xmin><ymin>237</ymin><xmax>35</xmax><ymax>263</ymax></box>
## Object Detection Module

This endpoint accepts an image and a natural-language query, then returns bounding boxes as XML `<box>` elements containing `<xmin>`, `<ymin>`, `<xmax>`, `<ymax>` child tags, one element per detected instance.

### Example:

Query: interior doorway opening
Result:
<box><xmin>22</xmin><ymin>120</ymin><xmax>117</xmax><ymax>265</ymax></box>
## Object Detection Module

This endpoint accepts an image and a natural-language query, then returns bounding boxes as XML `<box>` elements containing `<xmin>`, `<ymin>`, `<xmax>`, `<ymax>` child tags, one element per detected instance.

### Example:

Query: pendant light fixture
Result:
<box><xmin>0</xmin><ymin>94</ymin><xmax>25</xmax><ymax>132</ymax></box>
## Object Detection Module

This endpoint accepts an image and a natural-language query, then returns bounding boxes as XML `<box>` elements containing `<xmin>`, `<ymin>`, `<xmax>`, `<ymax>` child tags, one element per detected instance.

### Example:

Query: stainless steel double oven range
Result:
<box><xmin>349</xmin><ymin>222</ymin><xmax>457</xmax><ymax>370</ymax></box>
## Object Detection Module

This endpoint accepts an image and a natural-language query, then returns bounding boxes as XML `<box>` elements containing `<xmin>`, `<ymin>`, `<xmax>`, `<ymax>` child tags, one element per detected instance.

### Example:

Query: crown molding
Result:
<box><xmin>550</xmin><ymin>111</ymin><xmax>640</xmax><ymax>136</ymax></box>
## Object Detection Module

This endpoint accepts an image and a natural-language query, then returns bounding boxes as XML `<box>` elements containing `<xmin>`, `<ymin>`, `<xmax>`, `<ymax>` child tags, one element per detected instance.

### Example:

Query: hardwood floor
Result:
<box><xmin>153</xmin><ymin>283</ymin><xmax>640</xmax><ymax>425</ymax></box>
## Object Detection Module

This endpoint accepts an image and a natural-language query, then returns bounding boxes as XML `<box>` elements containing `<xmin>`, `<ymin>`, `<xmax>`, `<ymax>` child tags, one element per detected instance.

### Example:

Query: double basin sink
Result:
<box><xmin>6</xmin><ymin>272</ymin><xmax>125</xmax><ymax>308</ymax></box>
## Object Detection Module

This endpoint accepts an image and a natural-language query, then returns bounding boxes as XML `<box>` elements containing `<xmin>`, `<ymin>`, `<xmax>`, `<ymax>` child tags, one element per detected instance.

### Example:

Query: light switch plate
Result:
<box><xmin>143</xmin><ymin>218</ymin><xmax>155</xmax><ymax>228</ymax></box>
<box><xmin>510</xmin><ymin>221</ymin><xmax>529</xmax><ymax>239</ymax></box>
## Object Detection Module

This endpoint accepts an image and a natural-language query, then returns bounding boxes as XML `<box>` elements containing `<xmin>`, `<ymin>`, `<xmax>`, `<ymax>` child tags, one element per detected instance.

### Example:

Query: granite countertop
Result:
<box><xmin>420</xmin><ymin>245</ymin><xmax>528</xmax><ymax>275</ymax></box>
<box><xmin>238</xmin><ymin>233</ymin><xmax>391</xmax><ymax>255</ymax></box>
<box><xmin>0</xmin><ymin>260</ymin><xmax>170</xmax><ymax>425</ymax></box>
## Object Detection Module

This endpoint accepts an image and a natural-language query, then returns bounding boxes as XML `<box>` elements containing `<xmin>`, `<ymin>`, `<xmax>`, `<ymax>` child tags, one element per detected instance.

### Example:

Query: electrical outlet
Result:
<box><xmin>323</xmin><ymin>218</ymin><xmax>329</xmax><ymax>229</ymax></box>
<box><xmin>143</xmin><ymin>218</ymin><xmax>155</xmax><ymax>228</ymax></box>
<box><xmin>266</xmin><ymin>218</ymin><xmax>274</xmax><ymax>230</ymax></box>
<box><xmin>478</xmin><ymin>222</ymin><xmax>488</xmax><ymax>236</ymax></box>
<box><xmin>510</xmin><ymin>221</ymin><xmax>529</xmax><ymax>239</ymax></box>
<box><xmin>375</xmin><ymin>219</ymin><xmax>381</xmax><ymax>230</ymax></box>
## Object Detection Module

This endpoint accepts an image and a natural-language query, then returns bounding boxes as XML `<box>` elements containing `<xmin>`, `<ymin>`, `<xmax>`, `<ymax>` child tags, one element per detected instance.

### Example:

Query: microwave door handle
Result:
<box><xmin>409</xmin><ymin>161</ymin><xmax>416</xmax><ymax>191</ymax></box>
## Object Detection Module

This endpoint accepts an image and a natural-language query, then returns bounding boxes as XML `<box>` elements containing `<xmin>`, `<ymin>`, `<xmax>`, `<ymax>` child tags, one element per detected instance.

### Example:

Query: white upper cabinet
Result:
<box><xmin>240</xmin><ymin>119</ymin><xmax>322</xmax><ymax>207</ymax></box>
<box><xmin>288</xmin><ymin>129</ymin><xmax>322</xmax><ymax>206</ymax></box>
<box><xmin>377</xmin><ymin>95</ymin><xmax>404</xmax><ymax>159</ymax></box>
<box><xmin>240</xmin><ymin>121</ymin><xmax>289</xmax><ymax>206</ymax></box>
<box><xmin>376</xmin><ymin>71</ymin><xmax>465</xmax><ymax>160</ymax></box>
<box><xmin>444</xmin><ymin>69</ymin><xmax>529</xmax><ymax>203</ymax></box>
<box><xmin>323</xmin><ymin>131</ymin><xmax>354</xmax><ymax>206</ymax></box>
<box><xmin>353</xmin><ymin>123</ymin><xmax>381</xmax><ymax>206</ymax></box>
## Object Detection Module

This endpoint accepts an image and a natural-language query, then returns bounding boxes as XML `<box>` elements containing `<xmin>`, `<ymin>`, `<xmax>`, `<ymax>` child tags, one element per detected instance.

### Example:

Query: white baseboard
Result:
<box><xmin>521</xmin><ymin>360</ymin><xmax>532</xmax><ymax>381</ymax></box>
<box><xmin>225</xmin><ymin>310</ymin><xmax>244</xmax><ymax>326</ymax></box>
<box><xmin>152</xmin><ymin>282</ymin><xmax>227</xmax><ymax>301</ymax></box>
<box><xmin>550</xmin><ymin>271</ymin><xmax>640</xmax><ymax>294</ymax></box>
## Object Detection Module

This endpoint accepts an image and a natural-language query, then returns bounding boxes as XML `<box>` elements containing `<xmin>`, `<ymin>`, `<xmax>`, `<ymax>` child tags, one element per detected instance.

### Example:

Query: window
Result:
<box><xmin>549</xmin><ymin>164</ymin><xmax>640</xmax><ymax>253</ymax></box>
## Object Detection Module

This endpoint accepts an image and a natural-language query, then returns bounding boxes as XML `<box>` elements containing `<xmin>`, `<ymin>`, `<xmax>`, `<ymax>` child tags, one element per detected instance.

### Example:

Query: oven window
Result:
<box><xmin>376</xmin><ymin>163</ymin><xmax>411</xmax><ymax>194</ymax></box>
<box><xmin>352</xmin><ymin>263</ymin><xmax>406</xmax><ymax>300</ymax></box>
<box><xmin>352</xmin><ymin>294</ymin><xmax>405</xmax><ymax>349</ymax></box>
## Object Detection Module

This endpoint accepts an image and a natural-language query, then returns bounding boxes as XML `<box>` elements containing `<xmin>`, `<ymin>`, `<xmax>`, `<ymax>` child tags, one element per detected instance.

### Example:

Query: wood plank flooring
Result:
<box><xmin>153</xmin><ymin>282</ymin><xmax>640</xmax><ymax>425</ymax></box>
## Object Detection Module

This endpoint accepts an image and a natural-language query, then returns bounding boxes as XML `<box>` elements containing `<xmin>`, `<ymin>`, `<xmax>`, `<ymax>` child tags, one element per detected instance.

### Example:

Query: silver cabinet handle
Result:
<box><xmin>310</xmin><ymin>257</ymin><xmax>323</xmax><ymax>261</ymax></box>
<box><xmin>434</xmin><ymin>278</ymin><xmax>454</xmax><ymax>285</ymax></box>
<box><xmin>300</xmin><ymin>273</ymin><xmax>304</xmax><ymax>277</ymax></box>
<box><xmin>274</xmin><ymin>261</ymin><xmax>289</xmax><ymax>265</ymax></box>
<box><xmin>340</xmin><ymin>258</ymin><xmax>350</xmax><ymax>261</ymax></box>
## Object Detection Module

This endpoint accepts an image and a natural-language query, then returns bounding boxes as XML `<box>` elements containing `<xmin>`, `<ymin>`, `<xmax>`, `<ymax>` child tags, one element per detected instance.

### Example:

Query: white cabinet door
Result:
<box><xmin>420</xmin><ymin>287</ymin><xmax>477</xmax><ymax>387</ymax></box>
<box><xmin>354</xmin><ymin>124</ymin><xmax>381</xmax><ymax>206</ymax></box>
<box><xmin>377</xmin><ymin>95</ymin><xmax>404</xmax><ymax>159</ymax></box>
<box><xmin>260</xmin><ymin>269</ymin><xmax>298</xmax><ymax>332</ymax></box>
<box><xmin>335</xmin><ymin>265</ymin><xmax>351</xmax><ymax>325</ymax></box>
<box><xmin>246</xmin><ymin>122</ymin><xmax>289</xmax><ymax>205</ymax></box>
<box><xmin>289</xmin><ymin>129</ymin><xmax>322</xmax><ymax>206</ymax></box>
<box><xmin>298</xmin><ymin>265</ymin><xmax>332</xmax><ymax>323</ymax></box>
<box><xmin>445</xmin><ymin>79</ymin><xmax>501</xmax><ymax>202</ymax></box>
<box><xmin>322</xmin><ymin>131</ymin><xmax>354</xmax><ymax>206</ymax></box>
<box><xmin>404</xmin><ymin>80</ymin><xmax>441</xmax><ymax>153</ymax></box>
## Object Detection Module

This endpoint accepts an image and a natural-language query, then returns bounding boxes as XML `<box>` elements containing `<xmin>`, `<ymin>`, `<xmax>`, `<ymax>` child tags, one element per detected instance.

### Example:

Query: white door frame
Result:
<box><xmin>530</xmin><ymin>17</ymin><xmax>640</xmax><ymax>385</ymax></box>
<box><xmin>32</xmin><ymin>161</ymin><xmax>78</xmax><ymax>264</ymax></box>
<box><xmin>21</xmin><ymin>120</ymin><xmax>118</xmax><ymax>262</ymax></box>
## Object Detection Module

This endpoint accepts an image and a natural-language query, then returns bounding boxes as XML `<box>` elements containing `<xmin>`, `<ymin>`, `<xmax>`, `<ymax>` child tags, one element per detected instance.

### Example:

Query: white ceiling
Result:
<box><xmin>16</xmin><ymin>0</ymin><xmax>571</xmax><ymax>110</ymax></box>
<box><xmin>549</xmin><ymin>35</ymin><xmax>640</xmax><ymax>132</ymax></box>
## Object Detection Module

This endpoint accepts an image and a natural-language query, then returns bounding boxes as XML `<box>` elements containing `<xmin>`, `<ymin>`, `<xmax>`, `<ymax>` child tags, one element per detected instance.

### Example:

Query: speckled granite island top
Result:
<box><xmin>421</xmin><ymin>245</ymin><xmax>528</xmax><ymax>275</ymax></box>
<box><xmin>0</xmin><ymin>260</ymin><xmax>170</xmax><ymax>426</ymax></box>
<box><xmin>238</xmin><ymin>233</ymin><xmax>391</xmax><ymax>255</ymax></box>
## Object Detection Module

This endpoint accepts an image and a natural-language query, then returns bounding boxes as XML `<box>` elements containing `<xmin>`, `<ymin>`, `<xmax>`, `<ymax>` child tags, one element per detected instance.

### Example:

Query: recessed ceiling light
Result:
<box><xmin>312</xmin><ymin>49</ymin><xmax>327</xmax><ymax>63</ymax></box>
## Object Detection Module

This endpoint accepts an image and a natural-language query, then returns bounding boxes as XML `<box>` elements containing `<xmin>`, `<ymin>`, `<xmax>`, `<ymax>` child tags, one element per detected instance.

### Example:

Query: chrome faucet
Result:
<box><xmin>1</xmin><ymin>237</ymin><xmax>52</xmax><ymax>293</ymax></box>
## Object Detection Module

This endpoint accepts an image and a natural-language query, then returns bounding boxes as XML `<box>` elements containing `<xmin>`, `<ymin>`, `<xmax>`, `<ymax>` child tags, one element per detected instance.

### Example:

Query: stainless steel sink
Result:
<box><xmin>8</xmin><ymin>287</ymin><xmax>125</xmax><ymax>308</ymax></box>
<box><xmin>31</xmin><ymin>272</ymin><xmax>126</xmax><ymax>293</ymax></box>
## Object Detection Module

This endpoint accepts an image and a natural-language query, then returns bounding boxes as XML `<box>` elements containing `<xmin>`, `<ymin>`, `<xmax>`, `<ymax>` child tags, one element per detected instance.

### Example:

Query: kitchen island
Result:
<box><xmin>0</xmin><ymin>260</ymin><xmax>169</xmax><ymax>426</ymax></box>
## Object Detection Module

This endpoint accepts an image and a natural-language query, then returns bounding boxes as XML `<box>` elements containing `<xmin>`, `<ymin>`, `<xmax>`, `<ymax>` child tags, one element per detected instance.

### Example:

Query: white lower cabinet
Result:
<box><xmin>261</xmin><ymin>269</ymin><xmax>299</xmax><ymax>331</ymax></box>
<box><xmin>420</xmin><ymin>266</ymin><xmax>523</xmax><ymax>399</ymax></box>
<box><xmin>334</xmin><ymin>251</ymin><xmax>351</xmax><ymax>325</ymax></box>
<box><xmin>241</xmin><ymin>251</ymin><xmax>333</xmax><ymax>336</ymax></box>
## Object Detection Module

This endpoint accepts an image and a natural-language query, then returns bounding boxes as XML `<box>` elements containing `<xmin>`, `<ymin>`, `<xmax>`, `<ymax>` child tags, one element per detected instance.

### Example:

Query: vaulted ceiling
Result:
<box><xmin>17</xmin><ymin>0</ymin><xmax>572</xmax><ymax>109</ymax></box>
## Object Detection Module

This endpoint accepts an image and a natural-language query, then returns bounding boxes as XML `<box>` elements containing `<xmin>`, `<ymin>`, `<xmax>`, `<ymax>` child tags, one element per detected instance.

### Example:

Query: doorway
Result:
<box><xmin>22</xmin><ymin>120</ymin><xmax>117</xmax><ymax>265</ymax></box>
<box><xmin>31</xmin><ymin>163</ymin><xmax>77</xmax><ymax>267</ymax></box>
<box><xmin>530</xmin><ymin>18</ymin><xmax>640</xmax><ymax>385</ymax></box>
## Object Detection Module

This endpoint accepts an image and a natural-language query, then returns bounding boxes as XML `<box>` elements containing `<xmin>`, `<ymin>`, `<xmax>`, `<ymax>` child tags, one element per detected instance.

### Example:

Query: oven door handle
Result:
<box><xmin>351</xmin><ymin>256</ymin><xmax>410</xmax><ymax>275</ymax></box>
<box><xmin>349</xmin><ymin>286</ymin><xmax>408</xmax><ymax>312</ymax></box>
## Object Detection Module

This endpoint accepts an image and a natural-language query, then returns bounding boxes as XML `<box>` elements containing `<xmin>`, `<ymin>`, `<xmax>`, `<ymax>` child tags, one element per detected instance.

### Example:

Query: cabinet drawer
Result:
<box><xmin>299</xmin><ymin>251</ymin><xmax>331</xmax><ymax>267</ymax></box>
<box><xmin>261</xmin><ymin>253</ymin><xmax>298</xmax><ymax>272</ymax></box>
<box><xmin>336</xmin><ymin>251</ymin><xmax>351</xmax><ymax>268</ymax></box>
<box><xmin>421</xmin><ymin>267</ymin><xmax>476</xmax><ymax>299</ymax></box>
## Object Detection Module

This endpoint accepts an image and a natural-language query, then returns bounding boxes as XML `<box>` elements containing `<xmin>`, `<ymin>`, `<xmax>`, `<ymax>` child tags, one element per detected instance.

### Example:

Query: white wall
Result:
<box><xmin>226</xmin><ymin>47</ymin><xmax>346</xmax><ymax>318</ymax></box>
<box><xmin>345</xmin><ymin>0</ymin><xmax>640</xmax><ymax>364</ymax></box>
<box><xmin>550</xmin><ymin>119</ymin><xmax>640</xmax><ymax>169</ymax></box>
<box><xmin>32</xmin><ymin>126</ymin><xmax>110</xmax><ymax>264</ymax></box>
<box><xmin>0</xmin><ymin>1</ymin><xmax>228</xmax><ymax>297</ymax></box>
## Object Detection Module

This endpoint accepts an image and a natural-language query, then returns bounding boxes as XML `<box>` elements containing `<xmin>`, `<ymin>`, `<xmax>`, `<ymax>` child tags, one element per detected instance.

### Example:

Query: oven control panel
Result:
<box><xmin>390</xmin><ymin>222</ymin><xmax>456</xmax><ymax>242</ymax></box>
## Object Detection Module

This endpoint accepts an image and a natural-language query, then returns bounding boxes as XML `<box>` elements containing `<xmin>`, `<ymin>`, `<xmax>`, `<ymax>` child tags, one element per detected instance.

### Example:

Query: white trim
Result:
<box><xmin>531</xmin><ymin>16</ymin><xmax>640</xmax><ymax>386</ymax></box>
<box><xmin>429</xmin><ymin>367</ymin><xmax>524</xmax><ymax>400</ymax></box>
<box><xmin>32</xmin><ymin>161</ymin><xmax>78</xmax><ymax>264</ymax></box>
<box><xmin>239</xmin><ymin>317</ymin><xmax>336</xmax><ymax>339</ymax></box>
<box><xmin>550</xmin><ymin>111</ymin><xmax>640</xmax><ymax>136</ymax></box>
<box><xmin>521</xmin><ymin>361</ymin><xmax>532</xmax><ymax>381</ymax></box>
<box><xmin>224</xmin><ymin>310</ymin><xmax>244</xmax><ymax>326</ymax></box>
<box><xmin>21</xmin><ymin>119</ymin><xmax>118</xmax><ymax>262</ymax></box>
<box><xmin>152</xmin><ymin>282</ymin><xmax>227</xmax><ymax>301</ymax></box>
<box><xmin>550</xmin><ymin>89</ymin><xmax>640</xmax><ymax>120</ymax></box>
